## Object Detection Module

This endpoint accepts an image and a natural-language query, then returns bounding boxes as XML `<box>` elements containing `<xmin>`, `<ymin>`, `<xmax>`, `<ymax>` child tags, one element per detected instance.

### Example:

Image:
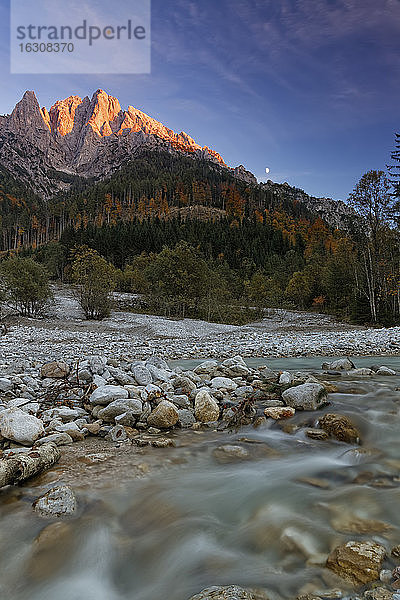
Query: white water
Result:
<box><xmin>1</xmin><ymin>359</ymin><xmax>400</xmax><ymax>600</ymax></box>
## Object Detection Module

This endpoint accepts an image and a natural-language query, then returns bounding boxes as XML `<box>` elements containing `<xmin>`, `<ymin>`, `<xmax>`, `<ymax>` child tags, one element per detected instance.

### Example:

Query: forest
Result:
<box><xmin>0</xmin><ymin>136</ymin><xmax>399</xmax><ymax>326</ymax></box>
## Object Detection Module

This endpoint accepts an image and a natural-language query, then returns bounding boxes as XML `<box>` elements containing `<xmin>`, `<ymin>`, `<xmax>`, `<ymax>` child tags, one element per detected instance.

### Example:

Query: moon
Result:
<box><xmin>265</xmin><ymin>167</ymin><xmax>270</xmax><ymax>174</ymax></box>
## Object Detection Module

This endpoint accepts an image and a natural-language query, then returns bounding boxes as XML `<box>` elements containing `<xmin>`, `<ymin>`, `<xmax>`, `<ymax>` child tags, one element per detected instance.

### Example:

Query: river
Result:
<box><xmin>0</xmin><ymin>356</ymin><xmax>399</xmax><ymax>600</ymax></box>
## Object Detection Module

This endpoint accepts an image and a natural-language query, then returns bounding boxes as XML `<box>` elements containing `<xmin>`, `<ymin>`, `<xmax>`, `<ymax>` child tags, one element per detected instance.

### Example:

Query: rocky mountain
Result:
<box><xmin>0</xmin><ymin>89</ymin><xmax>355</xmax><ymax>235</ymax></box>
<box><xmin>0</xmin><ymin>89</ymin><xmax>226</xmax><ymax>198</ymax></box>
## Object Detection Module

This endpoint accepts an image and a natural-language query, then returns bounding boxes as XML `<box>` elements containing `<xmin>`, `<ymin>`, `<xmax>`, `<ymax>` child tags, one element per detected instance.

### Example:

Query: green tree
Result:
<box><xmin>144</xmin><ymin>241</ymin><xmax>210</xmax><ymax>318</ymax></box>
<box><xmin>348</xmin><ymin>170</ymin><xmax>396</xmax><ymax>322</ymax></box>
<box><xmin>1</xmin><ymin>257</ymin><xmax>52</xmax><ymax>316</ymax></box>
<box><xmin>285</xmin><ymin>270</ymin><xmax>312</xmax><ymax>308</ymax></box>
<box><xmin>71</xmin><ymin>246</ymin><xmax>116</xmax><ymax>320</ymax></box>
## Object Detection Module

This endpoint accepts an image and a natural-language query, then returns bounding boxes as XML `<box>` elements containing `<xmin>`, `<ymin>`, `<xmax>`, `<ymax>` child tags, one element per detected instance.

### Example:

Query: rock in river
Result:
<box><xmin>33</xmin><ymin>485</ymin><xmax>77</xmax><ymax>518</ymax></box>
<box><xmin>188</xmin><ymin>585</ymin><xmax>269</xmax><ymax>600</ymax></box>
<box><xmin>319</xmin><ymin>413</ymin><xmax>361</xmax><ymax>444</ymax></box>
<box><xmin>264</xmin><ymin>406</ymin><xmax>295</xmax><ymax>420</ymax></box>
<box><xmin>326</xmin><ymin>540</ymin><xmax>386</xmax><ymax>585</ymax></box>
<box><xmin>282</xmin><ymin>383</ymin><xmax>327</xmax><ymax>411</ymax></box>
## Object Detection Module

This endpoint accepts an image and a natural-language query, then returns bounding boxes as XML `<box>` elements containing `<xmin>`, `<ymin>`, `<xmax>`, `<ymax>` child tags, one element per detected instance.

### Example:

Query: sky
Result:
<box><xmin>0</xmin><ymin>0</ymin><xmax>399</xmax><ymax>201</ymax></box>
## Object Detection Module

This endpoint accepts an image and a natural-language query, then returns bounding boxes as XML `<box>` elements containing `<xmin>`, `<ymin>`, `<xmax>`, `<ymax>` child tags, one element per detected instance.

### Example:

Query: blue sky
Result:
<box><xmin>0</xmin><ymin>0</ymin><xmax>399</xmax><ymax>200</ymax></box>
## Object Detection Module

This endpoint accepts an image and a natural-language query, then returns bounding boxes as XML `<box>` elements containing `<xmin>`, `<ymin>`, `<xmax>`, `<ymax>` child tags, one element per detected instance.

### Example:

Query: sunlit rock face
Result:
<box><xmin>0</xmin><ymin>89</ymin><xmax>226</xmax><ymax>197</ymax></box>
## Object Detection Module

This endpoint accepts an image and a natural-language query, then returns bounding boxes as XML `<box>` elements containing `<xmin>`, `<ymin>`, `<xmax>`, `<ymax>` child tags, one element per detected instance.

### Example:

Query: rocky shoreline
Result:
<box><xmin>0</xmin><ymin>353</ymin><xmax>400</xmax><ymax>599</ymax></box>
<box><xmin>0</xmin><ymin>286</ymin><xmax>399</xmax><ymax>363</ymax></box>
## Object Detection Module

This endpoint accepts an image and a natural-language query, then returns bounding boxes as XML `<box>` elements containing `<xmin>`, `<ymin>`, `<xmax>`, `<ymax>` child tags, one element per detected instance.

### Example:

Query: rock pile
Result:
<box><xmin>0</xmin><ymin>355</ymin><xmax>396</xmax><ymax>457</ymax></box>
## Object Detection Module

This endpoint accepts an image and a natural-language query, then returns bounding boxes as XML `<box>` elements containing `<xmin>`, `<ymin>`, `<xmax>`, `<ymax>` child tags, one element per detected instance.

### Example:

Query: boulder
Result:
<box><xmin>97</xmin><ymin>398</ymin><xmax>142</xmax><ymax>422</ymax></box>
<box><xmin>146</xmin><ymin>364</ymin><xmax>171</xmax><ymax>383</ymax></box>
<box><xmin>194</xmin><ymin>360</ymin><xmax>219</xmax><ymax>375</ymax></box>
<box><xmin>88</xmin><ymin>385</ymin><xmax>128</xmax><ymax>405</ymax></box>
<box><xmin>40</xmin><ymin>361</ymin><xmax>70</xmax><ymax>379</ymax></box>
<box><xmin>7</xmin><ymin>398</ymin><xmax>40</xmax><ymax>415</ymax></box>
<box><xmin>377</xmin><ymin>366</ymin><xmax>396</xmax><ymax>376</ymax></box>
<box><xmin>33</xmin><ymin>485</ymin><xmax>77</xmax><ymax>518</ymax></box>
<box><xmin>221</xmin><ymin>356</ymin><xmax>250</xmax><ymax>377</ymax></box>
<box><xmin>210</xmin><ymin>377</ymin><xmax>238</xmax><ymax>391</ymax></box>
<box><xmin>264</xmin><ymin>407</ymin><xmax>295</xmax><ymax>420</ymax></box>
<box><xmin>132</xmin><ymin>364</ymin><xmax>153</xmax><ymax>386</ymax></box>
<box><xmin>351</xmin><ymin>368</ymin><xmax>374</xmax><ymax>376</ymax></box>
<box><xmin>282</xmin><ymin>383</ymin><xmax>327</xmax><ymax>411</ymax></box>
<box><xmin>326</xmin><ymin>540</ymin><xmax>386</xmax><ymax>585</ymax></box>
<box><xmin>188</xmin><ymin>585</ymin><xmax>269</xmax><ymax>600</ymax></box>
<box><xmin>0</xmin><ymin>407</ymin><xmax>44</xmax><ymax>445</ymax></box>
<box><xmin>194</xmin><ymin>390</ymin><xmax>220</xmax><ymax>422</ymax></box>
<box><xmin>147</xmin><ymin>400</ymin><xmax>179</xmax><ymax>428</ymax></box>
<box><xmin>319</xmin><ymin>413</ymin><xmax>361</xmax><ymax>444</ymax></box>
<box><xmin>322</xmin><ymin>358</ymin><xmax>355</xmax><ymax>371</ymax></box>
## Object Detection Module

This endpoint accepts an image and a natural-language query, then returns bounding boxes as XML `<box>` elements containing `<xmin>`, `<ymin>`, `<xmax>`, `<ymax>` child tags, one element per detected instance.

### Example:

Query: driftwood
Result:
<box><xmin>0</xmin><ymin>443</ymin><xmax>60</xmax><ymax>487</ymax></box>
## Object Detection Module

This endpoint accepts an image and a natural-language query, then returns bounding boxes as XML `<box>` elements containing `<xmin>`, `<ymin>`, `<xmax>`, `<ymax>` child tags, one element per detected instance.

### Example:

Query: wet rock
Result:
<box><xmin>351</xmin><ymin>368</ymin><xmax>374</xmax><ymax>376</ymax></box>
<box><xmin>89</xmin><ymin>385</ymin><xmax>128</xmax><ymax>405</ymax></box>
<box><xmin>391</xmin><ymin>545</ymin><xmax>400</xmax><ymax>558</ymax></box>
<box><xmin>322</xmin><ymin>358</ymin><xmax>355</xmax><ymax>371</ymax></box>
<box><xmin>188</xmin><ymin>585</ymin><xmax>269</xmax><ymax>600</ymax></box>
<box><xmin>0</xmin><ymin>407</ymin><xmax>44</xmax><ymax>445</ymax></box>
<box><xmin>264</xmin><ymin>406</ymin><xmax>295</xmax><ymax>420</ymax></box>
<box><xmin>40</xmin><ymin>361</ymin><xmax>69</xmax><ymax>379</ymax></box>
<box><xmin>147</xmin><ymin>400</ymin><xmax>179</xmax><ymax>428</ymax></box>
<box><xmin>97</xmin><ymin>398</ymin><xmax>142</xmax><ymax>422</ymax></box>
<box><xmin>331</xmin><ymin>515</ymin><xmax>392</xmax><ymax>535</ymax></box>
<box><xmin>194</xmin><ymin>390</ymin><xmax>220</xmax><ymax>422</ymax></box>
<box><xmin>33</xmin><ymin>485</ymin><xmax>77</xmax><ymax>518</ymax></box>
<box><xmin>319</xmin><ymin>414</ymin><xmax>361</xmax><ymax>444</ymax></box>
<box><xmin>305</xmin><ymin>428</ymin><xmax>329</xmax><ymax>440</ymax></box>
<box><xmin>364</xmin><ymin>587</ymin><xmax>393</xmax><ymax>600</ymax></box>
<box><xmin>213</xmin><ymin>444</ymin><xmax>250</xmax><ymax>463</ymax></box>
<box><xmin>377</xmin><ymin>366</ymin><xmax>396</xmax><ymax>376</ymax></box>
<box><xmin>28</xmin><ymin>521</ymin><xmax>75</xmax><ymax>581</ymax></box>
<box><xmin>282</xmin><ymin>383</ymin><xmax>327</xmax><ymax>411</ymax></box>
<box><xmin>132</xmin><ymin>364</ymin><xmax>153</xmax><ymax>386</ymax></box>
<box><xmin>379</xmin><ymin>570</ymin><xmax>393</xmax><ymax>584</ymax></box>
<box><xmin>326</xmin><ymin>540</ymin><xmax>386</xmax><ymax>585</ymax></box>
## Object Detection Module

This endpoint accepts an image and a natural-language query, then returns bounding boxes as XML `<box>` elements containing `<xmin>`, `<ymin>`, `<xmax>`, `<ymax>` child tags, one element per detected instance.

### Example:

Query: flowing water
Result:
<box><xmin>1</xmin><ymin>357</ymin><xmax>400</xmax><ymax>600</ymax></box>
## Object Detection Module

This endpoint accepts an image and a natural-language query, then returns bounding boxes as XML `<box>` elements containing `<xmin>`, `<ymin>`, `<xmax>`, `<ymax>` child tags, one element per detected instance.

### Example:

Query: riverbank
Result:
<box><xmin>0</xmin><ymin>353</ymin><xmax>399</xmax><ymax>600</ymax></box>
<box><xmin>0</xmin><ymin>286</ymin><xmax>399</xmax><ymax>363</ymax></box>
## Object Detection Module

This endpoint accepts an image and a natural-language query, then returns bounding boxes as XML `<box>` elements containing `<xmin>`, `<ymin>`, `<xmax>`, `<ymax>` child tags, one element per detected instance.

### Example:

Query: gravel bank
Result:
<box><xmin>0</xmin><ymin>286</ymin><xmax>399</xmax><ymax>363</ymax></box>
